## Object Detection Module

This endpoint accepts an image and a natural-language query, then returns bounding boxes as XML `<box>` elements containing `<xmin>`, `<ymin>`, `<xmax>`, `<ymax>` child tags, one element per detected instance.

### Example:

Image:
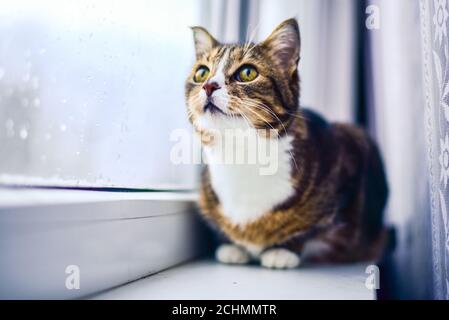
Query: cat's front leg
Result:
<box><xmin>260</xmin><ymin>248</ymin><xmax>301</xmax><ymax>269</ymax></box>
<box><xmin>215</xmin><ymin>244</ymin><xmax>251</xmax><ymax>265</ymax></box>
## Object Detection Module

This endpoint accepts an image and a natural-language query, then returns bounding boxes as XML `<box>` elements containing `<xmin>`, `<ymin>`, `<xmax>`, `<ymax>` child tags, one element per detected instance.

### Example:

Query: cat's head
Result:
<box><xmin>185</xmin><ymin>18</ymin><xmax>300</xmax><ymax>135</ymax></box>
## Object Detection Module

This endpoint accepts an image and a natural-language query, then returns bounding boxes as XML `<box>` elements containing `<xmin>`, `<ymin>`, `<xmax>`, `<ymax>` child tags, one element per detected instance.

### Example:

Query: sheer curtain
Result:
<box><xmin>254</xmin><ymin>0</ymin><xmax>357</xmax><ymax>122</ymax></box>
<box><xmin>420</xmin><ymin>0</ymin><xmax>449</xmax><ymax>300</ymax></box>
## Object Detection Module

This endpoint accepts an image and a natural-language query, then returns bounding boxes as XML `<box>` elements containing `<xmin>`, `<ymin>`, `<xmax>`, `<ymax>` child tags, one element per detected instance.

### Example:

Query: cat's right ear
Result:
<box><xmin>261</xmin><ymin>18</ymin><xmax>300</xmax><ymax>73</ymax></box>
<box><xmin>190</xmin><ymin>26</ymin><xmax>219</xmax><ymax>59</ymax></box>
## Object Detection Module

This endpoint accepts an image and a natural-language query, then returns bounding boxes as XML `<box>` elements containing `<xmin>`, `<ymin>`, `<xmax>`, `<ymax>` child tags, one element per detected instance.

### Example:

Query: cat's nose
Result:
<box><xmin>203</xmin><ymin>81</ymin><xmax>221</xmax><ymax>97</ymax></box>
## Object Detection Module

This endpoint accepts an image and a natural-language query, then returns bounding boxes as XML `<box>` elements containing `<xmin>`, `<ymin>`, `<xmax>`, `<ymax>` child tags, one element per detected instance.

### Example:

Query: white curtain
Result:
<box><xmin>369</xmin><ymin>0</ymin><xmax>432</xmax><ymax>299</ymax></box>
<box><xmin>247</xmin><ymin>0</ymin><xmax>435</xmax><ymax>298</ymax></box>
<box><xmin>254</xmin><ymin>0</ymin><xmax>356</xmax><ymax>122</ymax></box>
<box><xmin>203</xmin><ymin>0</ymin><xmax>356</xmax><ymax>123</ymax></box>
<box><xmin>420</xmin><ymin>0</ymin><xmax>449</xmax><ymax>300</ymax></box>
<box><xmin>202</xmin><ymin>0</ymin><xmax>242</xmax><ymax>43</ymax></box>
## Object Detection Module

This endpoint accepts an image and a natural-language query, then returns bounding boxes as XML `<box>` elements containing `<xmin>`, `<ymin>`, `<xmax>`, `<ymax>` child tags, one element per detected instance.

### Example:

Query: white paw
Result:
<box><xmin>216</xmin><ymin>244</ymin><xmax>250</xmax><ymax>265</ymax></box>
<box><xmin>260</xmin><ymin>248</ymin><xmax>300</xmax><ymax>269</ymax></box>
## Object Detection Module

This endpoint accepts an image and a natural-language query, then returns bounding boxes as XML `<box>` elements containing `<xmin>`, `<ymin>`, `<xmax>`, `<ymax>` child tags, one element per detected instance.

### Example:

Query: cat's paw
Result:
<box><xmin>216</xmin><ymin>244</ymin><xmax>251</xmax><ymax>265</ymax></box>
<box><xmin>260</xmin><ymin>248</ymin><xmax>300</xmax><ymax>269</ymax></box>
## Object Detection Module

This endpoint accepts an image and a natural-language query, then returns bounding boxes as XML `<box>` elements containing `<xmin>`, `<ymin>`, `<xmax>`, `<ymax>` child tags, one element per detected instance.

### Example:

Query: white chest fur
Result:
<box><xmin>204</xmin><ymin>128</ymin><xmax>295</xmax><ymax>226</ymax></box>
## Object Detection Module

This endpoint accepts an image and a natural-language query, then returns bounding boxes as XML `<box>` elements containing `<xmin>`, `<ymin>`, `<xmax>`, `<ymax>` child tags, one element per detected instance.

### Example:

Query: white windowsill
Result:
<box><xmin>0</xmin><ymin>188</ymin><xmax>376</xmax><ymax>300</ymax></box>
<box><xmin>0</xmin><ymin>187</ymin><xmax>203</xmax><ymax>299</ymax></box>
<box><xmin>92</xmin><ymin>259</ymin><xmax>376</xmax><ymax>300</ymax></box>
<box><xmin>0</xmin><ymin>187</ymin><xmax>198</xmax><ymax>208</ymax></box>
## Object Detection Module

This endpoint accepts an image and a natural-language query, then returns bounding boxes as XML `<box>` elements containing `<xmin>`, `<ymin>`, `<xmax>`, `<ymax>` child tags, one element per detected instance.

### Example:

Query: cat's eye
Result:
<box><xmin>236</xmin><ymin>65</ymin><xmax>258</xmax><ymax>82</ymax></box>
<box><xmin>193</xmin><ymin>66</ymin><xmax>210</xmax><ymax>83</ymax></box>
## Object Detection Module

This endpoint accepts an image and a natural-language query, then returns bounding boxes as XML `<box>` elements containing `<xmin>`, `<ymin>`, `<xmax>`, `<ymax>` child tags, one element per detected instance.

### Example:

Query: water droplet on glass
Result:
<box><xmin>31</xmin><ymin>76</ymin><xmax>40</xmax><ymax>89</ymax></box>
<box><xmin>5</xmin><ymin>119</ymin><xmax>14</xmax><ymax>129</ymax></box>
<box><xmin>21</xmin><ymin>98</ymin><xmax>29</xmax><ymax>107</ymax></box>
<box><xmin>19</xmin><ymin>128</ymin><xmax>28</xmax><ymax>140</ymax></box>
<box><xmin>60</xmin><ymin>124</ymin><xmax>67</xmax><ymax>132</ymax></box>
<box><xmin>5</xmin><ymin>119</ymin><xmax>14</xmax><ymax>137</ymax></box>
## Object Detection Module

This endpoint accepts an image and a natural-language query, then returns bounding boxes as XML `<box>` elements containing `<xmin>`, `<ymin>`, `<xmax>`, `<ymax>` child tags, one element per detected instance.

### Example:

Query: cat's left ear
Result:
<box><xmin>190</xmin><ymin>26</ymin><xmax>219</xmax><ymax>59</ymax></box>
<box><xmin>261</xmin><ymin>18</ymin><xmax>300</xmax><ymax>72</ymax></box>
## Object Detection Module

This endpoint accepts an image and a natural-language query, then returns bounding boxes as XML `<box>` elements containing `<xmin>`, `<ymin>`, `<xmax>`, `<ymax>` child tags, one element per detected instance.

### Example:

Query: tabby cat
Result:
<box><xmin>185</xmin><ymin>18</ymin><xmax>389</xmax><ymax>269</ymax></box>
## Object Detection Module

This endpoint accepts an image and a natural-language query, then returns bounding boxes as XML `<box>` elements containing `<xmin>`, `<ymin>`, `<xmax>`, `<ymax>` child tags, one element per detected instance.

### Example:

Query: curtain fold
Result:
<box><xmin>251</xmin><ymin>0</ymin><xmax>356</xmax><ymax>122</ymax></box>
<box><xmin>368</xmin><ymin>0</ymin><xmax>432</xmax><ymax>299</ymax></box>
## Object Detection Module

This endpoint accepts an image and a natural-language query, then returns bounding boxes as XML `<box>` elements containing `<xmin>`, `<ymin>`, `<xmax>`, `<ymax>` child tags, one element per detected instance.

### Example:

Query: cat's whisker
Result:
<box><xmin>238</xmin><ymin>103</ymin><xmax>279</xmax><ymax>135</ymax></box>
<box><xmin>243</xmin><ymin>33</ymin><xmax>259</xmax><ymax>57</ymax></box>
<box><xmin>242</xmin><ymin>22</ymin><xmax>259</xmax><ymax>58</ymax></box>
<box><xmin>285</xmin><ymin>111</ymin><xmax>306</xmax><ymax>120</ymax></box>
<box><xmin>239</xmin><ymin>103</ymin><xmax>299</xmax><ymax>172</ymax></box>
<box><xmin>236</xmin><ymin>98</ymin><xmax>289</xmax><ymax>136</ymax></box>
<box><xmin>240</xmin><ymin>100</ymin><xmax>281</xmax><ymax>122</ymax></box>
<box><xmin>246</xmin><ymin>102</ymin><xmax>291</xmax><ymax>138</ymax></box>
<box><xmin>236</xmin><ymin>110</ymin><xmax>253</xmax><ymax>130</ymax></box>
<box><xmin>243</xmin><ymin>43</ymin><xmax>256</xmax><ymax>58</ymax></box>
<box><xmin>242</xmin><ymin>26</ymin><xmax>254</xmax><ymax>56</ymax></box>
<box><xmin>229</xmin><ymin>96</ymin><xmax>274</xmax><ymax>126</ymax></box>
<box><xmin>188</xmin><ymin>95</ymin><xmax>204</xmax><ymax>108</ymax></box>
<box><xmin>242</xmin><ymin>22</ymin><xmax>259</xmax><ymax>57</ymax></box>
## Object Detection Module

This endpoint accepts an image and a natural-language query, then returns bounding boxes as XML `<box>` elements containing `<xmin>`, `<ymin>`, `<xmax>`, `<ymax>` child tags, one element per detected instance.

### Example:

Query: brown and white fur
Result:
<box><xmin>185</xmin><ymin>19</ymin><xmax>389</xmax><ymax>269</ymax></box>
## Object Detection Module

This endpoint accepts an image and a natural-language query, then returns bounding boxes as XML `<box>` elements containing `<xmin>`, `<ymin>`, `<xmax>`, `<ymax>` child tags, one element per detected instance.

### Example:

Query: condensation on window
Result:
<box><xmin>0</xmin><ymin>0</ymin><xmax>201</xmax><ymax>189</ymax></box>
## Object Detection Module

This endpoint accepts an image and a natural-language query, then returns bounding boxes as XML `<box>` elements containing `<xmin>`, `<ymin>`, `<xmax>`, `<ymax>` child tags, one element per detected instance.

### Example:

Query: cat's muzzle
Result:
<box><xmin>204</xmin><ymin>100</ymin><xmax>226</xmax><ymax>115</ymax></box>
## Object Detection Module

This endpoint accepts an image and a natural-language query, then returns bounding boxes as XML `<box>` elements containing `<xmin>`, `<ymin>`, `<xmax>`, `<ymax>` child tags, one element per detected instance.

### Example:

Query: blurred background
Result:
<box><xmin>0</xmin><ymin>0</ymin><xmax>447</xmax><ymax>299</ymax></box>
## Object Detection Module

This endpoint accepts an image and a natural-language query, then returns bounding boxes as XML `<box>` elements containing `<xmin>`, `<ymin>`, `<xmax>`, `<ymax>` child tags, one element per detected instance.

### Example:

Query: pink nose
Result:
<box><xmin>203</xmin><ymin>82</ymin><xmax>220</xmax><ymax>97</ymax></box>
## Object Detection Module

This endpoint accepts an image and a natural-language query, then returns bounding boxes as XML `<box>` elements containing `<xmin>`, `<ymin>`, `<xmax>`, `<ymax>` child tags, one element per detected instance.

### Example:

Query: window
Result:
<box><xmin>0</xmin><ymin>0</ymin><xmax>202</xmax><ymax>189</ymax></box>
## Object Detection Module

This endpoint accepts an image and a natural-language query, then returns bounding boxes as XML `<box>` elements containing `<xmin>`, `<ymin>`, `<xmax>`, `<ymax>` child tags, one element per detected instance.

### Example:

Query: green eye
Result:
<box><xmin>236</xmin><ymin>65</ymin><xmax>258</xmax><ymax>82</ymax></box>
<box><xmin>193</xmin><ymin>66</ymin><xmax>210</xmax><ymax>83</ymax></box>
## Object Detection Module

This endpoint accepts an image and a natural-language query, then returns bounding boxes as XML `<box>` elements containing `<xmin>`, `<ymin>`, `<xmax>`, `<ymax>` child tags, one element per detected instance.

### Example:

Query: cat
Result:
<box><xmin>184</xmin><ymin>18</ymin><xmax>389</xmax><ymax>269</ymax></box>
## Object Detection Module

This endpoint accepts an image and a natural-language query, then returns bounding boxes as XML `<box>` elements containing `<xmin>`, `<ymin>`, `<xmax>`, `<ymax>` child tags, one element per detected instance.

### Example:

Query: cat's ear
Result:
<box><xmin>190</xmin><ymin>26</ymin><xmax>219</xmax><ymax>59</ymax></box>
<box><xmin>261</xmin><ymin>18</ymin><xmax>300</xmax><ymax>72</ymax></box>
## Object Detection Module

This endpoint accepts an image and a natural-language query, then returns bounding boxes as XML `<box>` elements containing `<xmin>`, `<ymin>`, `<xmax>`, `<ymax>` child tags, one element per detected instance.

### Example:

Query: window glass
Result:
<box><xmin>0</xmin><ymin>0</ymin><xmax>201</xmax><ymax>189</ymax></box>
